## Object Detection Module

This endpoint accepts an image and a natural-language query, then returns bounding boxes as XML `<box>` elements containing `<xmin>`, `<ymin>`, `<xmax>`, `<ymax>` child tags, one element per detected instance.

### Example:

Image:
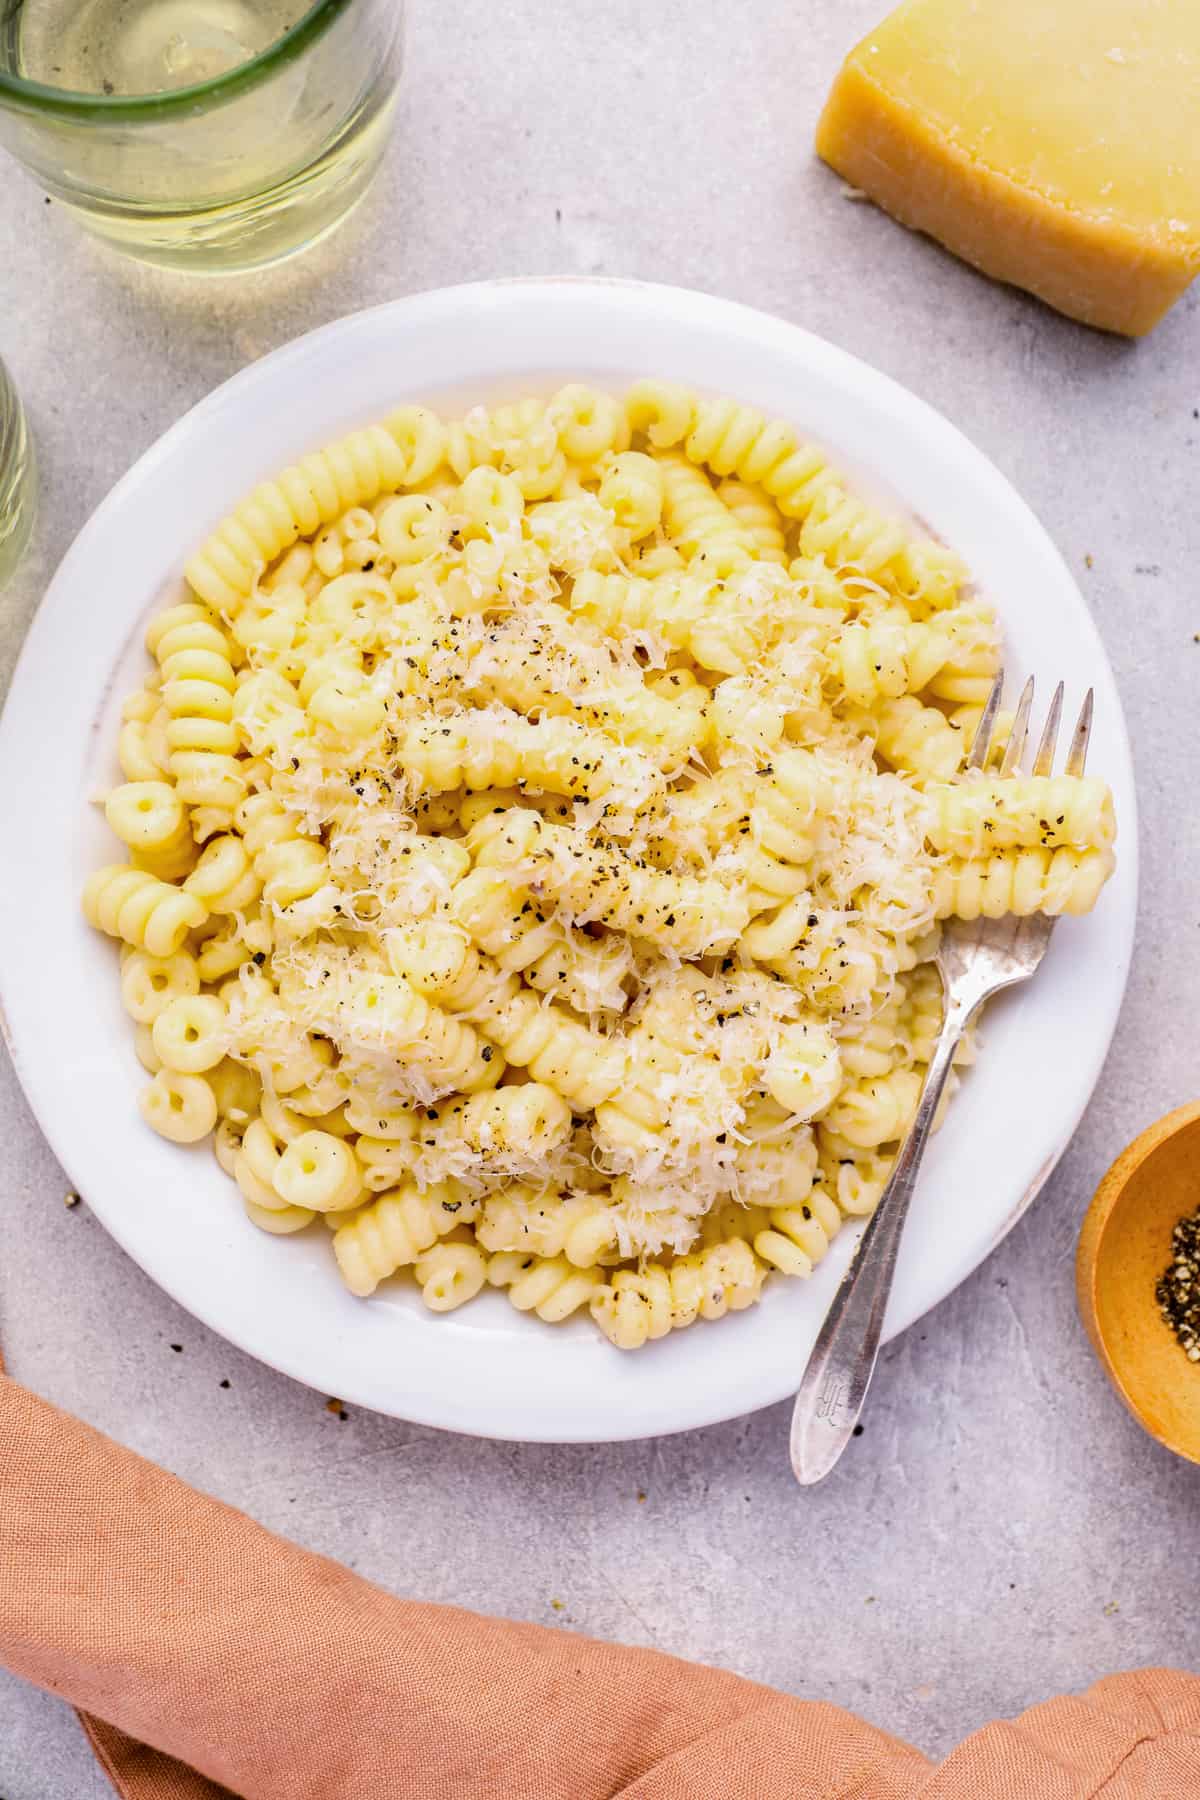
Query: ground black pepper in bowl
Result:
<box><xmin>1156</xmin><ymin>1207</ymin><xmax>1200</xmax><ymax>1362</ymax></box>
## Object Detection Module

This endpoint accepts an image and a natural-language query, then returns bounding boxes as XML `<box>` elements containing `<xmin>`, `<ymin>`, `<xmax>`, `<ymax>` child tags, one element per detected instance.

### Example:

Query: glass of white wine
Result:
<box><xmin>0</xmin><ymin>359</ymin><xmax>35</xmax><ymax>590</ymax></box>
<box><xmin>0</xmin><ymin>0</ymin><xmax>403</xmax><ymax>273</ymax></box>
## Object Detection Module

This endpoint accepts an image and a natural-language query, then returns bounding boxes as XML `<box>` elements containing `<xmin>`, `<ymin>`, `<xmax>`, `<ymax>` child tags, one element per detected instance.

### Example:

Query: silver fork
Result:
<box><xmin>788</xmin><ymin>673</ymin><xmax>1094</xmax><ymax>1486</ymax></box>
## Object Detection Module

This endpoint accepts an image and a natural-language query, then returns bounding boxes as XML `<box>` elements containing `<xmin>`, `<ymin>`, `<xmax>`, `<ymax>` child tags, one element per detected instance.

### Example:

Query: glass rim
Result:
<box><xmin>0</xmin><ymin>0</ymin><xmax>351</xmax><ymax>119</ymax></box>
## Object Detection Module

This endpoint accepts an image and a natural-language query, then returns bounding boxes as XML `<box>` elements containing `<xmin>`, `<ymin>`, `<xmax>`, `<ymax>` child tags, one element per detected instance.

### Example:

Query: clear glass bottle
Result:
<box><xmin>0</xmin><ymin>361</ymin><xmax>35</xmax><ymax>589</ymax></box>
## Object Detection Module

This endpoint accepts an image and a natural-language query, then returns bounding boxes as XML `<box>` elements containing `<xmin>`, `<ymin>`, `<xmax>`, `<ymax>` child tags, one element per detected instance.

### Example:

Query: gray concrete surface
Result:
<box><xmin>1</xmin><ymin>2</ymin><xmax>1198</xmax><ymax>1792</ymax></box>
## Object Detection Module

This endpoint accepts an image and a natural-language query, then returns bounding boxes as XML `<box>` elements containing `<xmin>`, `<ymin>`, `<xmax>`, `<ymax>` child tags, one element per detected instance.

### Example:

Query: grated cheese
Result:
<box><xmin>90</xmin><ymin>381</ymin><xmax>1115</xmax><ymax>1349</ymax></box>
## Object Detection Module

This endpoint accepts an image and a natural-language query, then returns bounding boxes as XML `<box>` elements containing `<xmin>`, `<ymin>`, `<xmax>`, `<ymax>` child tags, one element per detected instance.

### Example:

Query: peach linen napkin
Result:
<box><xmin>1</xmin><ymin>1363</ymin><xmax>1198</xmax><ymax>1799</ymax></box>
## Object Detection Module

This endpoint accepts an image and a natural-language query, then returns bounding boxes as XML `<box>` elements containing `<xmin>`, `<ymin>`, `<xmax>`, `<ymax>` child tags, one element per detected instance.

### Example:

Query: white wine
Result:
<box><xmin>15</xmin><ymin>0</ymin><xmax>304</xmax><ymax>97</ymax></box>
<box><xmin>0</xmin><ymin>0</ymin><xmax>402</xmax><ymax>274</ymax></box>
<box><xmin>0</xmin><ymin>363</ymin><xmax>35</xmax><ymax>592</ymax></box>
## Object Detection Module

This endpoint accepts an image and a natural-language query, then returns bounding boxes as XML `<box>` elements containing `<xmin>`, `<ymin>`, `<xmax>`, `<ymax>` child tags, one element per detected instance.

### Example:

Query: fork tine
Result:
<box><xmin>1065</xmin><ymin>687</ymin><xmax>1094</xmax><ymax>776</ymax></box>
<box><xmin>999</xmin><ymin>675</ymin><xmax>1035</xmax><ymax>776</ymax></box>
<box><xmin>1032</xmin><ymin>681</ymin><xmax>1064</xmax><ymax>777</ymax></box>
<box><xmin>967</xmin><ymin>671</ymin><xmax>1005</xmax><ymax>771</ymax></box>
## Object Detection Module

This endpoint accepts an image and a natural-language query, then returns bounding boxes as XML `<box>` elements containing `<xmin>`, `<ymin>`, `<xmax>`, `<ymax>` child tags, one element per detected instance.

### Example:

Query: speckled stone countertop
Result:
<box><xmin>1</xmin><ymin>3</ymin><xmax>1197</xmax><ymax>1790</ymax></box>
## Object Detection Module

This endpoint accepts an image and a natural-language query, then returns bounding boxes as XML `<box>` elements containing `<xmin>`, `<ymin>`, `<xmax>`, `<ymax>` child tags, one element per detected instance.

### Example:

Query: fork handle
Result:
<box><xmin>789</xmin><ymin>1004</ymin><xmax>975</xmax><ymax>1486</ymax></box>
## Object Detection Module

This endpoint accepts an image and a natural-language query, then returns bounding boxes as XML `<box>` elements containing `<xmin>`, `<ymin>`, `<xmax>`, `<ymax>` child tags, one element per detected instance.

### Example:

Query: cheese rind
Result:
<box><xmin>816</xmin><ymin>0</ymin><xmax>1200</xmax><ymax>337</ymax></box>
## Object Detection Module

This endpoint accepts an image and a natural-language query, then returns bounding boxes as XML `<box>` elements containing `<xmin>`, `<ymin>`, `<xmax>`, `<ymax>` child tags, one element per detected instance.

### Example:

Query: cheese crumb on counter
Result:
<box><xmin>816</xmin><ymin>0</ymin><xmax>1200</xmax><ymax>337</ymax></box>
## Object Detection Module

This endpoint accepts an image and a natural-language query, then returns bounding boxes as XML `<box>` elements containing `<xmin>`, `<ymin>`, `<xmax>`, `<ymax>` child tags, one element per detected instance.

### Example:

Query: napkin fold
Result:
<box><xmin>1</xmin><ymin>1368</ymin><xmax>1197</xmax><ymax>1799</ymax></box>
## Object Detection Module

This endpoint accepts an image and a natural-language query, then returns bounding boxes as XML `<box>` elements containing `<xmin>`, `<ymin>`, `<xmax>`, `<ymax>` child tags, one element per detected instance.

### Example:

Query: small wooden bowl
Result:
<box><xmin>1077</xmin><ymin>1101</ymin><xmax>1200</xmax><ymax>1464</ymax></box>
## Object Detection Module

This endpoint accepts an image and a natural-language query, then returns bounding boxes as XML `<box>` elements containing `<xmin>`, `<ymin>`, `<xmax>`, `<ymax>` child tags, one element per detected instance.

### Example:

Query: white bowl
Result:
<box><xmin>0</xmin><ymin>280</ymin><xmax>1137</xmax><ymax>1442</ymax></box>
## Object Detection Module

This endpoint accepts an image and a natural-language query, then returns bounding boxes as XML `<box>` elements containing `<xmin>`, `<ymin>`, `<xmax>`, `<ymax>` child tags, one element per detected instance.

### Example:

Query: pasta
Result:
<box><xmin>149</xmin><ymin>605</ymin><xmax>245</xmax><ymax>814</ymax></box>
<box><xmin>84</xmin><ymin>866</ymin><xmax>206</xmax><ymax>956</ymax></box>
<box><xmin>932</xmin><ymin>846</ymin><xmax>1113</xmax><ymax>920</ymax></box>
<box><xmin>83</xmin><ymin>382</ymin><xmax>1117</xmax><ymax>1350</ymax></box>
<box><xmin>924</xmin><ymin>775</ymin><xmax>1115</xmax><ymax>857</ymax></box>
<box><xmin>486</xmin><ymin>1252</ymin><xmax>606</xmax><ymax>1323</ymax></box>
<box><xmin>414</xmin><ymin>1237</ymin><xmax>489</xmax><ymax>1312</ymax></box>
<box><xmin>590</xmin><ymin>1239</ymin><xmax>765</xmax><ymax>1350</ymax></box>
<box><xmin>477</xmin><ymin>1184</ymin><xmax>619</xmax><ymax>1268</ymax></box>
<box><xmin>333</xmin><ymin>1181</ymin><xmax>478</xmax><ymax>1296</ymax></box>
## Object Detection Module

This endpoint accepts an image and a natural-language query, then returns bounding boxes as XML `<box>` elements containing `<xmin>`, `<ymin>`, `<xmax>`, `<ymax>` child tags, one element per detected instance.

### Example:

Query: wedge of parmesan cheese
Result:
<box><xmin>817</xmin><ymin>0</ymin><xmax>1200</xmax><ymax>336</ymax></box>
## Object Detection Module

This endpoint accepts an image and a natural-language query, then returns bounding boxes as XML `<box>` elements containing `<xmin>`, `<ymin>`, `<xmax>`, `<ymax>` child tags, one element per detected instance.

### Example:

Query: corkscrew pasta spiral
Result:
<box><xmin>183</xmin><ymin>835</ymin><xmax>261</xmax><ymax>914</ymax></box>
<box><xmin>149</xmin><ymin>605</ymin><xmax>245</xmax><ymax>813</ymax></box>
<box><xmin>333</xmin><ymin>971</ymin><xmax>498</xmax><ymax>1098</ymax></box>
<box><xmin>84</xmin><ymin>866</ymin><xmax>207</xmax><ymax>957</ymax></box>
<box><xmin>477</xmin><ymin>1185</ymin><xmax>619</xmax><ymax>1268</ymax></box>
<box><xmin>924</xmin><ymin>774</ymin><xmax>1116</xmax><ymax>856</ymax></box>
<box><xmin>105</xmin><ymin>780</ymin><xmax>193</xmax><ymax>876</ymax></box>
<box><xmin>547</xmin><ymin>383</ymin><xmax>629</xmax><ymax>463</ymax></box>
<box><xmin>235</xmin><ymin>792</ymin><xmax>330</xmax><ymax>912</ymax></box>
<box><xmin>469</xmin><ymin>807</ymin><xmax>750</xmax><ymax>956</ymax></box>
<box><xmin>185</xmin><ymin>414</ymin><xmax>444</xmax><ymax>611</ymax></box>
<box><xmin>450</xmin><ymin>866</ymin><xmax>631</xmax><ymax>1014</ymax></box>
<box><xmin>933</xmin><ymin>847</ymin><xmax>1115</xmax><ymax>920</ymax></box>
<box><xmin>333</xmin><ymin>1181</ymin><xmax>477</xmax><ymax>1297</ymax></box>
<box><xmin>486</xmin><ymin>1251</ymin><xmax>606</xmax><ymax>1322</ymax></box>
<box><xmin>823</xmin><ymin>1068</ymin><xmax>923</xmax><ymax>1148</ymax></box>
<box><xmin>386</xmin><ymin>921</ymin><xmax>626</xmax><ymax>1111</ymax></box>
<box><xmin>589</xmin><ymin>1239</ymin><xmax>765</xmax><ymax>1349</ymax></box>
<box><xmin>598</xmin><ymin>451</ymin><xmax>664</xmax><ymax>537</ymax></box>
<box><xmin>752</xmin><ymin>1186</ymin><xmax>844</xmax><ymax>1280</ymax></box>
<box><xmin>570</xmin><ymin>569</ymin><xmax>762</xmax><ymax>676</ymax></box>
<box><xmin>393</xmin><ymin>709</ymin><xmax>662</xmax><ymax>807</ymax></box>
<box><xmin>425</xmin><ymin>1084</ymin><xmax>572</xmax><ymax>1165</ymax></box>
<box><xmin>866</xmin><ymin>696</ymin><xmax>967</xmax><ymax>782</ymax></box>
<box><xmin>413</xmin><ymin>1237</ymin><xmax>489</xmax><ymax>1311</ymax></box>
<box><xmin>716</xmin><ymin>479</ymin><xmax>788</xmax><ymax>564</ymax></box>
<box><xmin>658</xmin><ymin>454</ymin><xmax>753</xmax><ymax>560</ymax></box>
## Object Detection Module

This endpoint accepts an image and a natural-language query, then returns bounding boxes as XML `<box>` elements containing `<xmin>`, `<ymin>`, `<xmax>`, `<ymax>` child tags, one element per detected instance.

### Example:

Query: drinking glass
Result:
<box><xmin>0</xmin><ymin>0</ymin><xmax>403</xmax><ymax>273</ymax></box>
<box><xmin>0</xmin><ymin>359</ymin><xmax>35</xmax><ymax>589</ymax></box>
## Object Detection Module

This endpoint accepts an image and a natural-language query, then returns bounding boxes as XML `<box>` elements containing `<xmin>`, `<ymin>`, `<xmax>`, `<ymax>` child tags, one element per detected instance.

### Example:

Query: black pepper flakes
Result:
<box><xmin>1156</xmin><ymin>1206</ymin><xmax>1200</xmax><ymax>1362</ymax></box>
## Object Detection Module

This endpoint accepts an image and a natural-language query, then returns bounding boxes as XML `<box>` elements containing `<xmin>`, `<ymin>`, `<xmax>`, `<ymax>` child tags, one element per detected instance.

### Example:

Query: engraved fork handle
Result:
<box><xmin>789</xmin><ymin>994</ymin><xmax>979</xmax><ymax>1486</ymax></box>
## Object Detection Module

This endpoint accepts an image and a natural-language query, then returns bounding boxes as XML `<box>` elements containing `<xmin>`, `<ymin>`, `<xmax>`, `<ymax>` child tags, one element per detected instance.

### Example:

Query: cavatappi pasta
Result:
<box><xmin>83</xmin><ymin>383</ymin><xmax>1117</xmax><ymax>1349</ymax></box>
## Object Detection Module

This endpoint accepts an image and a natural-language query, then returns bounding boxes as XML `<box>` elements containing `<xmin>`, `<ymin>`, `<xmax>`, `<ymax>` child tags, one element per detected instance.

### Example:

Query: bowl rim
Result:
<box><xmin>0</xmin><ymin>277</ymin><xmax>1139</xmax><ymax>1441</ymax></box>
